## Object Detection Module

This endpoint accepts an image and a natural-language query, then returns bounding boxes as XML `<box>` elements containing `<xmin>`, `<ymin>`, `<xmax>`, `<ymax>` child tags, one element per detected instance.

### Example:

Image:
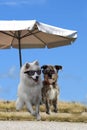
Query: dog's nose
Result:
<box><xmin>48</xmin><ymin>74</ymin><xmax>52</xmax><ymax>78</ymax></box>
<box><xmin>36</xmin><ymin>76</ymin><xmax>39</xmax><ymax>80</ymax></box>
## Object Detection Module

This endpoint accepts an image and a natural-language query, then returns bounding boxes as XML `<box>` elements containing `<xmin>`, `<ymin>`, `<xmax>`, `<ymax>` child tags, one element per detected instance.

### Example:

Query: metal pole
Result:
<box><xmin>18</xmin><ymin>31</ymin><xmax>22</xmax><ymax>68</ymax></box>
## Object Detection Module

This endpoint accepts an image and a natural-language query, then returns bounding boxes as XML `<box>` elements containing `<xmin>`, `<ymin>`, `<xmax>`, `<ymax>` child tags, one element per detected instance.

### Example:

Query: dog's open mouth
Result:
<box><xmin>31</xmin><ymin>76</ymin><xmax>39</xmax><ymax>82</ymax></box>
<box><xmin>34</xmin><ymin>79</ymin><xmax>38</xmax><ymax>82</ymax></box>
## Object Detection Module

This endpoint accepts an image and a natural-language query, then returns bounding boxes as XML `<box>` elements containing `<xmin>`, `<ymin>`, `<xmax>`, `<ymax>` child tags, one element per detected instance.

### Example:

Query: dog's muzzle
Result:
<box><xmin>47</xmin><ymin>74</ymin><xmax>52</xmax><ymax>79</ymax></box>
<box><xmin>33</xmin><ymin>76</ymin><xmax>39</xmax><ymax>82</ymax></box>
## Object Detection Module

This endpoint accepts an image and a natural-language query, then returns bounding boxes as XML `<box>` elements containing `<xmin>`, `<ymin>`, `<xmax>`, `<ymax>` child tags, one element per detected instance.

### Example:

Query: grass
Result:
<box><xmin>58</xmin><ymin>101</ymin><xmax>87</xmax><ymax>114</ymax></box>
<box><xmin>0</xmin><ymin>100</ymin><xmax>87</xmax><ymax>122</ymax></box>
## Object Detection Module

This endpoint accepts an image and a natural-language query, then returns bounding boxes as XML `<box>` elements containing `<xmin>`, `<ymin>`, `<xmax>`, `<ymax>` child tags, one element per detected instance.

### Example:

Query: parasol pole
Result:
<box><xmin>18</xmin><ymin>31</ymin><xmax>22</xmax><ymax>68</ymax></box>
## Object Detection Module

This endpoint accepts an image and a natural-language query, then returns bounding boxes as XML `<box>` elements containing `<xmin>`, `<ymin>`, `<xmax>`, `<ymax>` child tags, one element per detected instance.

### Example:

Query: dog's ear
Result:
<box><xmin>25</xmin><ymin>63</ymin><xmax>30</xmax><ymax>69</ymax></box>
<box><xmin>54</xmin><ymin>65</ymin><xmax>62</xmax><ymax>72</ymax></box>
<box><xmin>33</xmin><ymin>60</ymin><xmax>39</xmax><ymax>65</ymax></box>
<box><xmin>41</xmin><ymin>65</ymin><xmax>48</xmax><ymax>70</ymax></box>
<box><xmin>41</xmin><ymin>65</ymin><xmax>48</xmax><ymax>74</ymax></box>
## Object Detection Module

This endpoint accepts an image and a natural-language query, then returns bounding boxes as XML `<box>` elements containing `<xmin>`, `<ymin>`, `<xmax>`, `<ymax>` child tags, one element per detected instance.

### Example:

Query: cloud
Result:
<box><xmin>0</xmin><ymin>0</ymin><xmax>17</xmax><ymax>6</ymax></box>
<box><xmin>0</xmin><ymin>66</ymin><xmax>19</xmax><ymax>100</ymax></box>
<box><xmin>0</xmin><ymin>66</ymin><xmax>19</xmax><ymax>79</ymax></box>
<box><xmin>0</xmin><ymin>0</ymin><xmax>46</xmax><ymax>6</ymax></box>
<box><xmin>62</xmin><ymin>73</ymin><xmax>83</xmax><ymax>82</ymax></box>
<box><xmin>8</xmin><ymin>66</ymin><xmax>19</xmax><ymax>79</ymax></box>
<box><xmin>2</xmin><ymin>1</ymin><xmax>17</xmax><ymax>6</ymax></box>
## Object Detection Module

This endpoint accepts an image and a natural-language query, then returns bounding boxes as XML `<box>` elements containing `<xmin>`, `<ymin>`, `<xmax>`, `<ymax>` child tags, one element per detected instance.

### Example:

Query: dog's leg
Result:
<box><xmin>16</xmin><ymin>98</ymin><xmax>24</xmax><ymax>111</ymax></box>
<box><xmin>46</xmin><ymin>99</ymin><xmax>51</xmax><ymax>114</ymax></box>
<box><xmin>53</xmin><ymin>98</ymin><xmax>58</xmax><ymax>113</ymax></box>
<box><xmin>25</xmin><ymin>101</ymin><xmax>36</xmax><ymax>116</ymax></box>
<box><xmin>35</xmin><ymin>103</ymin><xmax>41</xmax><ymax>121</ymax></box>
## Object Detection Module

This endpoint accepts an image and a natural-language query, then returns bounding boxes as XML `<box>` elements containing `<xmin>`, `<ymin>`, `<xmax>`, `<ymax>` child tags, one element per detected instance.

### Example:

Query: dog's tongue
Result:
<box><xmin>31</xmin><ymin>77</ymin><xmax>38</xmax><ymax>82</ymax></box>
<box><xmin>34</xmin><ymin>78</ymin><xmax>38</xmax><ymax>82</ymax></box>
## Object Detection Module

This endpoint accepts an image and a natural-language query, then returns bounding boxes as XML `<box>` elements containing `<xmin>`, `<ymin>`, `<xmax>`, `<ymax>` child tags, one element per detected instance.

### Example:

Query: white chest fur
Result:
<box><xmin>47</xmin><ymin>85</ymin><xmax>57</xmax><ymax>100</ymax></box>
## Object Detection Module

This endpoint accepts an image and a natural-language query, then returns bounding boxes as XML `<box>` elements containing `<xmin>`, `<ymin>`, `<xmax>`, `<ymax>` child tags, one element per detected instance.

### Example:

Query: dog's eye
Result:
<box><xmin>42</xmin><ymin>70</ymin><xmax>49</xmax><ymax>74</ymax></box>
<box><xmin>50</xmin><ymin>70</ymin><xmax>55</xmax><ymax>74</ymax></box>
<box><xmin>37</xmin><ymin>70</ymin><xmax>41</xmax><ymax>75</ymax></box>
<box><xmin>27</xmin><ymin>70</ymin><xmax>35</xmax><ymax>76</ymax></box>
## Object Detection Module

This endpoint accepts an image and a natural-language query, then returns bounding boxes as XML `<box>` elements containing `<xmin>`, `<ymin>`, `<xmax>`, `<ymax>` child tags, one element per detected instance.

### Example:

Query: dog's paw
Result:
<box><xmin>36</xmin><ymin>114</ymin><xmax>41</xmax><ymax>121</ymax></box>
<box><xmin>16</xmin><ymin>103</ymin><xmax>22</xmax><ymax>111</ymax></box>
<box><xmin>46</xmin><ymin>110</ymin><xmax>51</xmax><ymax>115</ymax></box>
<box><xmin>54</xmin><ymin>108</ymin><xmax>58</xmax><ymax>113</ymax></box>
<box><xmin>31</xmin><ymin>111</ymin><xmax>41</xmax><ymax>120</ymax></box>
<box><xmin>31</xmin><ymin>111</ymin><xmax>37</xmax><ymax>116</ymax></box>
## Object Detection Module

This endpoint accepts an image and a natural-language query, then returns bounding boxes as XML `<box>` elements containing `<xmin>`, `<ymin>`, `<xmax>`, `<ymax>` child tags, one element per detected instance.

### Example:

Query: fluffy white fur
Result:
<box><xmin>16</xmin><ymin>60</ymin><xmax>42</xmax><ymax>120</ymax></box>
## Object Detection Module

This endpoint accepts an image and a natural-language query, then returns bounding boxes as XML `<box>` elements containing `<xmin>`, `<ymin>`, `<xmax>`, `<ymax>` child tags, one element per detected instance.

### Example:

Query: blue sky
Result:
<box><xmin>0</xmin><ymin>0</ymin><xmax>87</xmax><ymax>103</ymax></box>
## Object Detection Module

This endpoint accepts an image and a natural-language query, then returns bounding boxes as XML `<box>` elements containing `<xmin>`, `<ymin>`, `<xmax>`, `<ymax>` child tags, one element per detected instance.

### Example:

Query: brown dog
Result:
<box><xmin>41</xmin><ymin>65</ymin><xmax>62</xmax><ymax>114</ymax></box>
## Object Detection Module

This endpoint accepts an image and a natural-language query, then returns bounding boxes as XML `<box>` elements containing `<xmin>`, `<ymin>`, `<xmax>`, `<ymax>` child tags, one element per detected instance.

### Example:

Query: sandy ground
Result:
<box><xmin>0</xmin><ymin>121</ymin><xmax>87</xmax><ymax>130</ymax></box>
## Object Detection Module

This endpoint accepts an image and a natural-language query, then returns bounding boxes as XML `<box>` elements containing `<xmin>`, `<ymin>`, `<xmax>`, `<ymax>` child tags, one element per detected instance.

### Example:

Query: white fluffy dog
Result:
<box><xmin>16</xmin><ymin>60</ymin><xmax>42</xmax><ymax>120</ymax></box>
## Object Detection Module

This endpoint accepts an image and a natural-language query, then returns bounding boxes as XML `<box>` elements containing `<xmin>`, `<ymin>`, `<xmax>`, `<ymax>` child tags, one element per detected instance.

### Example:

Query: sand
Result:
<box><xmin>0</xmin><ymin>121</ymin><xmax>87</xmax><ymax>130</ymax></box>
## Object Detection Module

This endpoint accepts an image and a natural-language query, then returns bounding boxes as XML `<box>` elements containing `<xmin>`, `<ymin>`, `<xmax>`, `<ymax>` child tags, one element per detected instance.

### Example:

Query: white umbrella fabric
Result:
<box><xmin>0</xmin><ymin>20</ymin><xmax>77</xmax><ymax>67</ymax></box>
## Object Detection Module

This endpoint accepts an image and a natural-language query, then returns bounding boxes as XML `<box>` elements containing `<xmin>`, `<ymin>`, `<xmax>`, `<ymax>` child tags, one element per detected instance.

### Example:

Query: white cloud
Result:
<box><xmin>0</xmin><ymin>0</ymin><xmax>47</xmax><ymax>6</ymax></box>
<box><xmin>62</xmin><ymin>73</ymin><xmax>82</xmax><ymax>82</ymax></box>
<box><xmin>3</xmin><ymin>1</ymin><xmax>17</xmax><ymax>6</ymax></box>
<box><xmin>0</xmin><ymin>0</ymin><xmax>17</xmax><ymax>6</ymax></box>
<box><xmin>0</xmin><ymin>66</ymin><xmax>19</xmax><ymax>79</ymax></box>
<box><xmin>8</xmin><ymin>66</ymin><xmax>19</xmax><ymax>79</ymax></box>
